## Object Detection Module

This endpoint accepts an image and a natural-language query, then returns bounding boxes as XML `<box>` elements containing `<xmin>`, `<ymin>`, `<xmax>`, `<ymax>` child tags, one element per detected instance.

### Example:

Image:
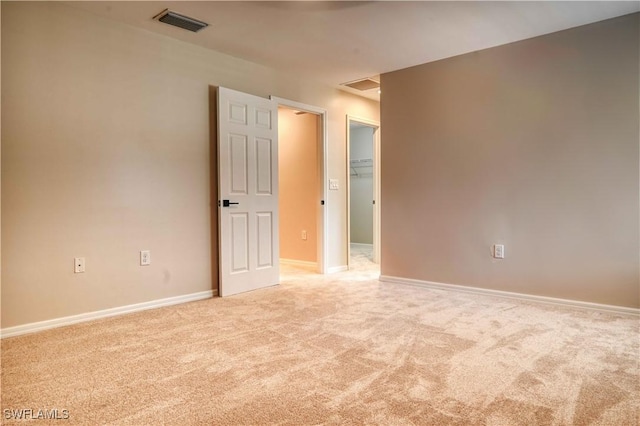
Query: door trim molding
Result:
<box><xmin>346</xmin><ymin>116</ymin><xmax>381</xmax><ymax>269</ymax></box>
<box><xmin>271</xmin><ymin>96</ymin><xmax>328</xmax><ymax>274</ymax></box>
<box><xmin>328</xmin><ymin>265</ymin><xmax>349</xmax><ymax>274</ymax></box>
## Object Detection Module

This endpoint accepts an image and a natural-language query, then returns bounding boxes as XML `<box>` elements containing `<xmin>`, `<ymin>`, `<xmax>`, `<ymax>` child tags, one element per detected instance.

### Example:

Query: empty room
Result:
<box><xmin>2</xmin><ymin>1</ymin><xmax>638</xmax><ymax>425</ymax></box>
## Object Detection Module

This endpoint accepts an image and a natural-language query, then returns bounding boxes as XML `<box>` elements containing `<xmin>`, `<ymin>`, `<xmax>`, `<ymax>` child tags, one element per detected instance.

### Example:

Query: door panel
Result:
<box><xmin>256</xmin><ymin>108</ymin><xmax>272</xmax><ymax>129</ymax></box>
<box><xmin>230</xmin><ymin>213</ymin><xmax>249</xmax><ymax>273</ymax></box>
<box><xmin>218</xmin><ymin>87</ymin><xmax>279</xmax><ymax>296</ymax></box>
<box><xmin>256</xmin><ymin>212</ymin><xmax>274</xmax><ymax>268</ymax></box>
<box><xmin>229</xmin><ymin>134</ymin><xmax>248</xmax><ymax>194</ymax></box>
<box><xmin>256</xmin><ymin>138</ymin><xmax>273</xmax><ymax>194</ymax></box>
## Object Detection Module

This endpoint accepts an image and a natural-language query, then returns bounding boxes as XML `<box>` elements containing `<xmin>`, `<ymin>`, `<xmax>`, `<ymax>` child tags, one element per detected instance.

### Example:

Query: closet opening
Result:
<box><xmin>347</xmin><ymin>116</ymin><xmax>380</xmax><ymax>271</ymax></box>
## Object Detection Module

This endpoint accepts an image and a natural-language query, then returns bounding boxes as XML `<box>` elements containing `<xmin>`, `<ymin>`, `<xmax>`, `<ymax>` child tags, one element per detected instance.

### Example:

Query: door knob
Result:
<box><xmin>222</xmin><ymin>200</ymin><xmax>239</xmax><ymax>207</ymax></box>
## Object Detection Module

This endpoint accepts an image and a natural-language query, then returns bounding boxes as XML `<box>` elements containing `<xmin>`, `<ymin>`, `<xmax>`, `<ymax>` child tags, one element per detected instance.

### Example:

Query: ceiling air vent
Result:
<box><xmin>153</xmin><ymin>9</ymin><xmax>209</xmax><ymax>33</ymax></box>
<box><xmin>341</xmin><ymin>78</ymin><xmax>380</xmax><ymax>91</ymax></box>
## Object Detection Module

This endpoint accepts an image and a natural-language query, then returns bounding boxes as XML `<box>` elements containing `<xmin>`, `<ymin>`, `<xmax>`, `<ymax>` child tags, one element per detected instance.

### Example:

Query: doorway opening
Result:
<box><xmin>274</xmin><ymin>98</ymin><xmax>328</xmax><ymax>277</ymax></box>
<box><xmin>347</xmin><ymin>116</ymin><xmax>380</xmax><ymax>271</ymax></box>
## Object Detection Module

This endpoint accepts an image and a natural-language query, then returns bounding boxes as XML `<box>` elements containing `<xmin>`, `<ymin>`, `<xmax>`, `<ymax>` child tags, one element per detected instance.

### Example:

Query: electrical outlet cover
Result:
<box><xmin>140</xmin><ymin>250</ymin><xmax>151</xmax><ymax>266</ymax></box>
<box><xmin>74</xmin><ymin>257</ymin><xmax>85</xmax><ymax>273</ymax></box>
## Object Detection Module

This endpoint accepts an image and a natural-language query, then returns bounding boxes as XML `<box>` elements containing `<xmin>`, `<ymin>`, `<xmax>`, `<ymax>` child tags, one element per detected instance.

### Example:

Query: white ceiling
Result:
<box><xmin>65</xmin><ymin>1</ymin><xmax>640</xmax><ymax>101</ymax></box>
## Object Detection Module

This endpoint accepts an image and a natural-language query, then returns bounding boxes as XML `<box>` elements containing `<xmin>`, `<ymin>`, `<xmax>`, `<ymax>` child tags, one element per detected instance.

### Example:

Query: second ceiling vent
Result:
<box><xmin>153</xmin><ymin>9</ymin><xmax>209</xmax><ymax>33</ymax></box>
<box><xmin>341</xmin><ymin>78</ymin><xmax>380</xmax><ymax>91</ymax></box>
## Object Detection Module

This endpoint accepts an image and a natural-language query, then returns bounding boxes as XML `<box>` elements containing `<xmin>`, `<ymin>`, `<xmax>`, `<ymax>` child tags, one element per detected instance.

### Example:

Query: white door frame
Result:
<box><xmin>346</xmin><ymin>115</ymin><xmax>381</xmax><ymax>268</ymax></box>
<box><xmin>271</xmin><ymin>96</ymin><xmax>328</xmax><ymax>274</ymax></box>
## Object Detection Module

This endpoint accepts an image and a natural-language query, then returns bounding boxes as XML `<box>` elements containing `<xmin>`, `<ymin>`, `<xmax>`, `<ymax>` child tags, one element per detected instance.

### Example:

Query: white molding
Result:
<box><xmin>328</xmin><ymin>265</ymin><xmax>349</xmax><ymax>274</ymax></box>
<box><xmin>280</xmin><ymin>259</ymin><xmax>318</xmax><ymax>268</ymax></box>
<box><xmin>1</xmin><ymin>290</ymin><xmax>215</xmax><ymax>339</ymax></box>
<box><xmin>350</xmin><ymin>243</ymin><xmax>373</xmax><ymax>249</ymax></box>
<box><xmin>379</xmin><ymin>275</ymin><xmax>640</xmax><ymax>316</ymax></box>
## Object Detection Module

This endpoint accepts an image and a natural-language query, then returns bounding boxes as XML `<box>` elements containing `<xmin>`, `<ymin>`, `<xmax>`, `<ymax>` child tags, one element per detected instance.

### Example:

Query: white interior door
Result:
<box><xmin>218</xmin><ymin>87</ymin><xmax>279</xmax><ymax>296</ymax></box>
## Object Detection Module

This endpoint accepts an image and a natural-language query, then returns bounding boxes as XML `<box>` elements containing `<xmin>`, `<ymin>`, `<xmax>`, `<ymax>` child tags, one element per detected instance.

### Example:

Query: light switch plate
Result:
<box><xmin>329</xmin><ymin>179</ymin><xmax>339</xmax><ymax>190</ymax></box>
<box><xmin>140</xmin><ymin>250</ymin><xmax>151</xmax><ymax>266</ymax></box>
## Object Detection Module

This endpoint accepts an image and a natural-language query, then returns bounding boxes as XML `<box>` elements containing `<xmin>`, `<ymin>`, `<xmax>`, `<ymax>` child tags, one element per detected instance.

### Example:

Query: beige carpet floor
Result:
<box><xmin>1</xmin><ymin>257</ymin><xmax>638</xmax><ymax>425</ymax></box>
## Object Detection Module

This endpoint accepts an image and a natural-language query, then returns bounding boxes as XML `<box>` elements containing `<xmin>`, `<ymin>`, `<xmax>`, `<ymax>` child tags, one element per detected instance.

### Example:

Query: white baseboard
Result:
<box><xmin>1</xmin><ymin>290</ymin><xmax>215</xmax><ymax>339</ymax></box>
<box><xmin>328</xmin><ymin>265</ymin><xmax>349</xmax><ymax>273</ymax></box>
<box><xmin>280</xmin><ymin>259</ymin><xmax>318</xmax><ymax>268</ymax></box>
<box><xmin>379</xmin><ymin>275</ymin><xmax>639</xmax><ymax>316</ymax></box>
<box><xmin>350</xmin><ymin>243</ymin><xmax>373</xmax><ymax>248</ymax></box>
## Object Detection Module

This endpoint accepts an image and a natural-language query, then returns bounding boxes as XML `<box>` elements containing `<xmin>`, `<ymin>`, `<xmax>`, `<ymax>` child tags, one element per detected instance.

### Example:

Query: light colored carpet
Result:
<box><xmin>350</xmin><ymin>243</ymin><xmax>376</xmax><ymax>271</ymax></box>
<box><xmin>1</xmin><ymin>262</ymin><xmax>638</xmax><ymax>425</ymax></box>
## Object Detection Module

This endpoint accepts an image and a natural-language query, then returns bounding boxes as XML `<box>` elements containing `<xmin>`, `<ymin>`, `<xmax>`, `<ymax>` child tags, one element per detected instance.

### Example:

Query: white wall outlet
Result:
<box><xmin>329</xmin><ymin>179</ymin><xmax>339</xmax><ymax>190</ymax></box>
<box><xmin>301</xmin><ymin>230</ymin><xmax>307</xmax><ymax>240</ymax></box>
<box><xmin>74</xmin><ymin>257</ymin><xmax>85</xmax><ymax>273</ymax></box>
<box><xmin>140</xmin><ymin>250</ymin><xmax>151</xmax><ymax>266</ymax></box>
<box><xmin>493</xmin><ymin>244</ymin><xmax>505</xmax><ymax>259</ymax></box>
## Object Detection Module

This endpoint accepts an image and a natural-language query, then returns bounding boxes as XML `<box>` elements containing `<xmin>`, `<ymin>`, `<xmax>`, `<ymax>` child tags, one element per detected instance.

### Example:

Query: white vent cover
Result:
<box><xmin>341</xmin><ymin>78</ymin><xmax>380</xmax><ymax>91</ymax></box>
<box><xmin>153</xmin><ymin>9</ymin><xmax>209</xmax><ymax>33</ymax></box>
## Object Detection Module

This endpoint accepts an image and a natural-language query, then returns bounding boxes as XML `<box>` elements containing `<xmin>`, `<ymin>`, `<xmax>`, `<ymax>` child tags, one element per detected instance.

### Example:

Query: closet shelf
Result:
<box><xmin>350</xmin><ymin>158</ymin><xmax>373</xmax><ymax>177</ymax></box>
<box><xmin>350</xmin><ymin>158</ymin><xmax>373</xmax><ymax>167</ymax></box>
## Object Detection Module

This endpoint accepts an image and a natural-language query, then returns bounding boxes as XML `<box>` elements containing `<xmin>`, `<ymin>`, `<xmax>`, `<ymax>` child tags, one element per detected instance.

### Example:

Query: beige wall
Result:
<box><xmin>381</xmin><ymin>13</ymin><xmax>639</xmax><ymax>308</ymax></box>
<box><xmin>1</xmin><ymin>2</ymin><xmax>379</xmax><ymax>328</ymax></box>
<box><xmin>278</xmin><ymin>108</ymin><xmax>318</xmax><ymax>263</ymax></box>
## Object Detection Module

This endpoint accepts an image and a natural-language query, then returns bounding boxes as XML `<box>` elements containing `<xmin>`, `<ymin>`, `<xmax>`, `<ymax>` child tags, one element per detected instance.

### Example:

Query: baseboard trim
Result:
<box><xmin>379</xmin><ymin>275</ymin><xmax>639</xmax><ymax>316</ymax></box>
<box><xmin>350</xmin><ymin>243</ymin><xmax>373</xmax><ymax>248</ymax></box>
<box><xmin>280</xmin><ymin>259</ymin><xmax>318</xmax><ymax>268</ymax></box>
<box><xmin>1</xmin><ymin>290</ymin><xmax>215</xmax><ymax>339</ymax></box>
<box><xmin>328</xmin><ymin>265</ymin><xmax>349</xmax><ymax>274</ymax></box>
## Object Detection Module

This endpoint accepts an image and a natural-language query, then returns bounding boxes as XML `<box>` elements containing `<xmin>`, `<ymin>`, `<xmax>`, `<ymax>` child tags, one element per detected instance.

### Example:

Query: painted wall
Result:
<box><xmin>381</xmin><ymin>14</ymin><xmax>639</xmax><ymax>308</ymax></box>
<box><xmin>278</xmin><ymin>108</ymin><xmax>318</xmax><ymax>263</ymax></box>
<box><xmin>1</xmin><ymin>2</ymin><xmax>379</xmax><ymax>328</ymax></box>
<box><xmin>349</xmin><ymin>126</ymin><xmax>374</xmax><ymax>245</ymax></box>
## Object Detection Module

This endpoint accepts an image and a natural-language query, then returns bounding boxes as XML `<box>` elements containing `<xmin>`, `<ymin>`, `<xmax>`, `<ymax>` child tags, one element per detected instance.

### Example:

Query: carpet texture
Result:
<box><xmin>1</xmin><ymin>259</ymin><xmax>638</xmax><ymax>425</ymax></box>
